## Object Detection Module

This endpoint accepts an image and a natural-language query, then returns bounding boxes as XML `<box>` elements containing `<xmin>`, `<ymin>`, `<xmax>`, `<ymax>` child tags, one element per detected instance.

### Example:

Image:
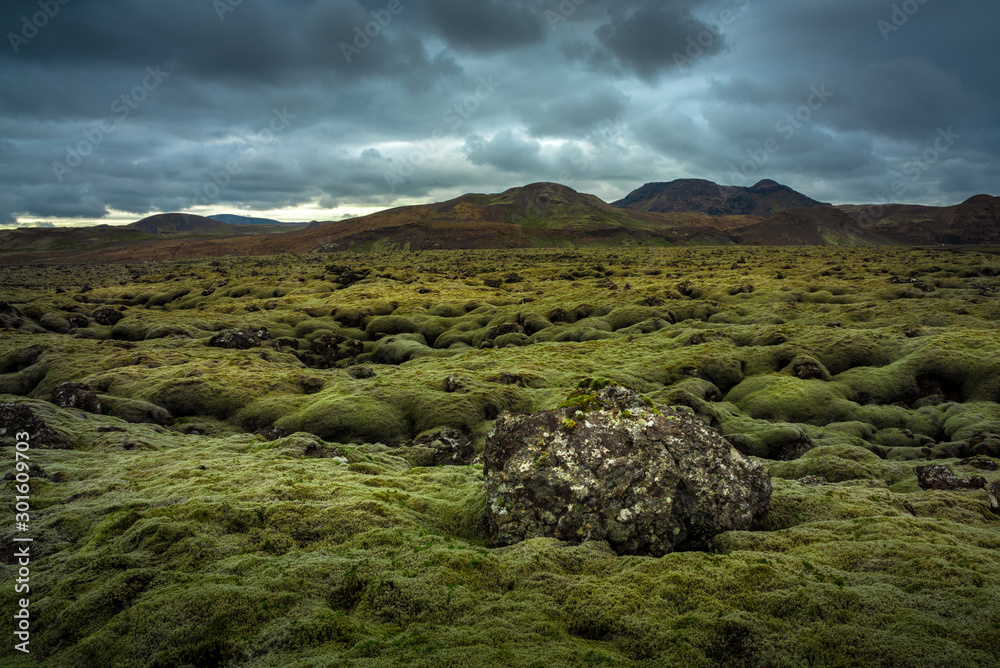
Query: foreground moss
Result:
<box><xmin>1</xmin><ymin>247</ymin><xmax>1000</xmax><ymax>666</ymax></box>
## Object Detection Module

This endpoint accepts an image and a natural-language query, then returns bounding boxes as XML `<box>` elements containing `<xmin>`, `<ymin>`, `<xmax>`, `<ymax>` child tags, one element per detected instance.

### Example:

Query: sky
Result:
<box><xmin>0</xmin><ymin>0</ymin><xmax>997</xmax><ymax>227</ymax></box>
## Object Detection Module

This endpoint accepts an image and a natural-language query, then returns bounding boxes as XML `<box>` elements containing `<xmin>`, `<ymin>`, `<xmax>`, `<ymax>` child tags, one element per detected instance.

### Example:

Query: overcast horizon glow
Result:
<box><xmin>1</xmin><ymin>0</ymin><xmax>997</xmax><ymax>228</ymax></box>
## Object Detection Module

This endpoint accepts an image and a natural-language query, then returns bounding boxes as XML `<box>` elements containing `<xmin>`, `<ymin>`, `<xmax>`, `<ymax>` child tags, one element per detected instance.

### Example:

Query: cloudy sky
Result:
<box><xmin>1</xmin><ymin>0</ymin><xmax>996</xmax><ymax>226</ymax></box>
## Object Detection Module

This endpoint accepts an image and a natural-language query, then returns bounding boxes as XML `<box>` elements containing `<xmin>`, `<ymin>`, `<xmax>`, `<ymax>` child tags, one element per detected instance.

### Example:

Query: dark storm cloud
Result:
<box><xmin>420</xmin><ymin>0</ymin><xmax>545</xmax><ymax>53</ymax></box>
<box><xmin>0</xmin><ymin>0</ymin><xmax>996</xmax><ymax>224</ymax></box>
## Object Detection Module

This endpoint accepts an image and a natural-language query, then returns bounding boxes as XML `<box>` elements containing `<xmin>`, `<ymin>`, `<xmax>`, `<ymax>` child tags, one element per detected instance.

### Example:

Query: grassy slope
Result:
<box><xmin>2</xmin><ymin>246</ymin><xmax>1000</xmax><ymax>667</ymax></box>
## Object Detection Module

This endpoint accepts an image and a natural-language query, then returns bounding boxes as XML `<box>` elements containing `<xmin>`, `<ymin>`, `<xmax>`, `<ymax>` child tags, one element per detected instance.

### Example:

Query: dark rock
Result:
<box><xmin>208</xmin><ymin>327</ymin><xmax>270</xmax><ymax>349</ymax></box>
<box><xmin>51</xmin><ymin>383</ymin><xmax>102</xmax><ymax>414</ymax></box>
<box><xmin>66</xmin><ymin>314</ymin><xmax>89</xmax><ymax>328</ymax></box>
<box><xmin>958</xmin><ymin>457</ymin><xmax>999</xmax><ymax>471</ymax></box>
<box><xmin>444</xmin><ymin>374</ymin><xmax>465</xmax><ymax>393</ymax></box>
<box><xmin>4</xmin><ymin>463</ymin><xmax>49</xmax><ymax>480</ymax></box>
<box><xmin>255</xmin><ymin>425</ymin><xmax>289</xmax><ymax>441</ymax></box>
<box><xmin>504</xmin><ymin>272</ymin><xmax>524</xmax><ymax>284</ymax></box>
<box><xmin>486</xmin><ymin>323</ymin><xmax>525</xmax><ymax>343</ymax></box>
<box><xmin>484</xmin><ymin>385</ymin><xmax>772</xmax><ymax>556</ymax></box>
<box><xmin>496</xmin><ymin>372</ymin><xmax>527</xmax><ymax>387</ymax></box>
<box><xmin>0</xmin><ymin>301</ymin><xmax>25</xmax><ymax>329</ymax></box>
<box><xmin>325</xmin><ymin>265</ymin><xmax>367</xmax><ymax>287</ymax></box>
<box><xmin>914</xmin><ymin>465</ymin><xmax>986</xmax><ymax>491</ymax></box>
<box><xmin>642</xmin><ymin>296</ymin><xmax>665</xmax><ymax>307</ymax></box>
<box><xmin>0</xmin><ymin>403</ymin><xmax>69</xmax><ymax>448</ymax></box>
<box><xmin>401</xmin><ymin>428</ymin><xmax>474</xmax><ymax>467</ymax></box>
<box><xmin>793</xmin><ymin>361</ymin><xmax>825</xmax><ymax>380</ymax></box>
<box><xmin>93</xmin><ymin>306</ymin><xmax>125</xmax><ymax>326</ymax></box>
<box><xmin>272</xmin><ymin>337</ymin><xmax>299</xmax><ymax>350</ymax></box>
<box><xmin>797</xmin><ymin>475</ymin><xmax>828</xmax><ymax>487</ymax></box>
<box><xmin>310</xmin><ymin>332</ymin><xmax>363</xmax><ymax>368</ymax></box>
<box><xmin>0</xmin><ymin>346</ymin><xmax>43</xmax><ymax>374</ymax></box>
<box><xmin>986</xmin><ymin>481</ymin><xmax>1000</xmax><ymax>515</ymax></box>
<box><xmin>728</xmin><ymin>284</ymin><xmax>754</xmax><ymax>296</ymax></box>
<box><xmin>347</xmin><ymin>365</ymin><xmax>376</xmax><ymax>380</ymax></box>
<box><xmin>483</xmin><ymin>278</ymin><xmax>503</xmax><ymax>288</ymax></box>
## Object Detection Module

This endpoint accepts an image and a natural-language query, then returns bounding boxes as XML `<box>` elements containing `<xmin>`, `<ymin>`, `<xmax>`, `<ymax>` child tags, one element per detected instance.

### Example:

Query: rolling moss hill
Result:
<box><xmin>2</xmin><ymin>246</ymin><xmax>1000</xmax><ymax>667</ymax></box>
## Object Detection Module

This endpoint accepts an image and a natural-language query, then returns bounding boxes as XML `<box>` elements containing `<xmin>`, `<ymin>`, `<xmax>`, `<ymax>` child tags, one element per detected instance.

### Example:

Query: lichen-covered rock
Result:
<box><xmin>914</xmin><ymin>465</ymin><xmax>986</xmax><ymax>491</ymax></box>
<box><xmin>484</xmin><ymin>385</ymin><xmax>772</xmax><ymax>556</ymax></box>
<box><xmin>51</xmin><ymin>382</ymin><xmax>102</xmax><ymax>414</ymax></box>
<box><xmin>208</xmin><ymin>327</ymin><xmax>270</xmax><ymax>349</ymax></box>
<box><xmin>398</xmin><ymin>428</ymin><xmax>474</xmax><ymax>467</ymax></box>
<box><xmin>93</xmin><ymin>305</ymin><xmax>125</xmax><ymax>326</ymax></box>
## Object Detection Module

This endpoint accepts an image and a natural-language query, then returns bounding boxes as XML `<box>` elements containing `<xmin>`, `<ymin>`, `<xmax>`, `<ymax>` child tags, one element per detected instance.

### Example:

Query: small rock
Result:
<box><xmin>485</xmin><ymin>323</ymin><xmax>524</xmax><ymax>343</ymax></box>
<box><xmin>796</xmin><ymin>475</ymin><xmax>828</xmax><ymax>487</ymax></box>
<box><xmin>209</xmin><ymin>328</ymin><xmax>270</xmax><ymax>349</ymax></box>
<box><xmin>793</xmin><ymin>361</ymin><xmax>825</xmax><ymax>380</ymax></box>
<box><xmin>345</xmin><ymin>365</ymin><xmax>374</xmax><ymax>380</ymax></box>
<box><xmin>483</xmin><ymin>278</ymin><xmax>503</xmax><ymax>288</ymax></box>
<box><xmin>496</xmin><ymin>372</ymin><xmax>527</xmax><ymax>387</ymax></box>
<box><xmin>914</xmin><ymin>465</ymin><xmax>986</xmax><ymax>491</ymax></box>
<box><xmin>958</xmin><ymin>456</ymin><xmax>999</xmax><ymax>471</ymax></box>
<box><xmin>93</xmin><ymin>306</ymin><xmax>125</xmax><ymax>326</ymax></box>
<box><xmin>0</xmin><ymin>301</ymin><xmax>25</xmax><ymax>329</ymax></box>
<box><xmin>402</xmin><ymin>428</ymin><xmax>474</xmax><ymax>467</ymax></box>
<box><xmin>255</xmin><ymin>425</ymin><xmax>289</xmax><ymax>441</ymax></box>
<box><xmin>444</xmin><ymin>374</ymin><xmax>465</xmax><ymax>393</ymax></box>
<box><xmin>66</xmin><ymin>314</ymin><xmax>89</xmax><ymax>328</ymax></box>
<box><xmin>51</xmin><ymin>383</ymin><xmax>102</xmax><ymax>414</ymax></box>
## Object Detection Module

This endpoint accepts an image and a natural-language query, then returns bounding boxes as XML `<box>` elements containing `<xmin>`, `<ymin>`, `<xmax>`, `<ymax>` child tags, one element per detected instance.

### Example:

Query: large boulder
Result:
<box><xmin>484</xmin><ymin>385</ymin><xmax>772</xmax><ymax>556</ymax></box>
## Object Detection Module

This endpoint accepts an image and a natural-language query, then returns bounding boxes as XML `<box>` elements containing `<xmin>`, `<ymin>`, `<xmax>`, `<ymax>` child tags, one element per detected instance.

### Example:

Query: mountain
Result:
<box><xmin>613</xmin><ymin>179</ymin><xmax>831</xmax><ymax>217</ymax></box>
<box><xmin>2</xmin><ymin>184</ymin><xmax>998</xmax><ymax>265</ymax></box>
<box><xmin>128</xmin><ymin>213</ymin><xmax>233</xmax><ymax>235</ymax></box>
<box><xmin>728</xmin><ymin>207</ymin><xmax>882</xmax><ymax>246</ymax></box>
<box><xmin>842</xmin><ymin>194</ymin><xmax>1000</xmax><ymax>246</ymax></box>
<box><xmin>209</xmin><ymin>214</ymin><xmax>287</xmax><ymax>226</ymax></box>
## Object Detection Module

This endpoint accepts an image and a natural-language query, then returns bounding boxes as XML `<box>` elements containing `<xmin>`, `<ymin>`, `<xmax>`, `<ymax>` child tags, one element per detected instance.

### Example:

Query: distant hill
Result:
<box><xmin>613</xmin><ymin>179</ymin><xmax>831</xmax><ymax>217</ymax></box>
<box><xmin>2</xmin><ymin>184</ymin><xmax>998</xmax><ymax>264</ymax></box>
<box><xmin>209</xmin><ymin>214</ymin><xmax>288</xmax><ymax>226</ymax></box>
<box><xmin>842</xmin><ymin>194</ymin><xmax>1000</xmax><ymax>246</ymax></box>
<box><xmin>128</xmin><ymin>213</ymin><xmax>232</xmax><ymax>235</ymax></box>
<box><xmin>728</xmin><ymin>207</ymin><xmax>881</xmax><ymax>246</ymax></box>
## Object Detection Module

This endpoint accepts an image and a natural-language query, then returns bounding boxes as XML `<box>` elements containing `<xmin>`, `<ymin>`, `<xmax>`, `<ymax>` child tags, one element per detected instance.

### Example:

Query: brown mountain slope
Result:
<box><xmin>128</xmin><ymin>213</ymin><xmax>234</xmax><ymax>235</ymax></box>
<box><xmin>613</xmin><ymin>178</ymin><xmax>831</xmax><ymax>217</ymax></box>
<box><xmin>728</xmin><ymin>207</ymin><xmax>883</xmax><ymax>246</ymax></box>
<box><xmin>842</xmin><ymin>195</ymin><xmax>1000</xmax><ymax>246</ymax></box>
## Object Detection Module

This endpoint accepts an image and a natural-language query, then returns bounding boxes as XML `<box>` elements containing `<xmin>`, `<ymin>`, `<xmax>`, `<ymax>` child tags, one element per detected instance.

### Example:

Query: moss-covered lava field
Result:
<box><xmin>2</xmin><ymin>246</ymin><xmax>1000</xmax><ymax>667</ymax></box>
